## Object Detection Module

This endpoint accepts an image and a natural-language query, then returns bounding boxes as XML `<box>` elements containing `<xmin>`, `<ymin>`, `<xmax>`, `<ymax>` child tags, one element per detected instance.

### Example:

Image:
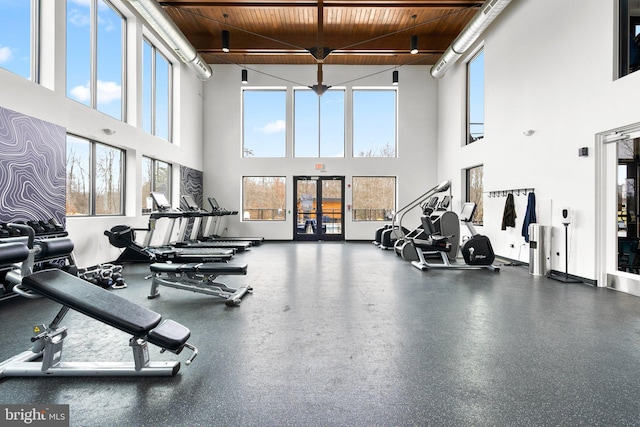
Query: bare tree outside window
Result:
<box><xmin>242</xmin><ymin>177</ymin><xmax>286</xmax><ymax>220</ymax></box>
<box><xmin>154</xmin><ymin>161</ymin><xmax>171</xmax><ymax>196</ymax></box>
<box><xmin>66</xmin><ymin>136</ymin><xmax>91</xmax><ymax>215</ymax></box>
<box><xmin>95</xmin><ymin>143</ymin><xmax>123</xmax><ymax>215</ymax></box>
<box><xmin>141</xmin><ymin>157</ymin><xmax>152</xmax><ymax>213</ymax></box>
<box><xmin>66</xmin><ymin>135</ymin><xmax>124</xmax><ymax>216</ymax></box>
<box><xmin>352</xmin><ymin>177</ymin><xmax>396</xmax><ymax>221</ymax></box>
<box><xmin>356</xmin><ymin>141</ymin><xmax>396</xmax><ymax>158</ymax></box>
<box><xmin>466</xmin><ymin>165</ymin><xmax>483</xmax><ymax>225</ymax></box>
<box><xmin>141</xmin><ymin>157</ymin><xmax>171</xmax><ymax>213</ymax></box>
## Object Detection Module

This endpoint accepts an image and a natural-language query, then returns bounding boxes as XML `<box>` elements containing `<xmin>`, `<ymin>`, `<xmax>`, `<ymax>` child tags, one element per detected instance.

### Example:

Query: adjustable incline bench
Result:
<box><xmin>0</xmin><ymin>242</ymin><xmax>197</xmax><ymax>377</ymax></box>
<box><xmin>149</xmin><ymin>262</ymin><xmax>252</xmax><ymax>306</ymax></box>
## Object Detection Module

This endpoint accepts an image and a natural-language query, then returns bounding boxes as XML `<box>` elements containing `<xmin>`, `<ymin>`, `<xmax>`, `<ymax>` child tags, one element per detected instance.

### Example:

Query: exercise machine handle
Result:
<box><xmin>184</xmin><ymin>343</ymin><xmax>198</xmax><ymax>366</ymax></box>
<box><xmin>7</xmin><ymin>223</ymin><xmax>35</xmax><ymax>248</ymax></box>
<box><xmin>392</xmin><ymin>180</ymin><xmax>451</xmax><ymax>232</ymax></box>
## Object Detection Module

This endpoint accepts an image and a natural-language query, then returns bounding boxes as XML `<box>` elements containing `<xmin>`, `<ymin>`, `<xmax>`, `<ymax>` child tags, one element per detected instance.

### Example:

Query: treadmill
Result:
<box><xmin>149</xmin><ymin>192</ymin><xmax>251</xmax><ymax>253</ymax></box>
<box><xmin>199</xmin><ymin>196</ymin><xmax>264</xmax><ymax>246</ymax></box>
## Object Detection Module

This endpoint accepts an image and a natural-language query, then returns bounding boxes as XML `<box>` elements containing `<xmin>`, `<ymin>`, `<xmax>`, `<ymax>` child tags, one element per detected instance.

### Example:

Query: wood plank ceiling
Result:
<box><xmin>160</xmin><ymin>0</ymin><xmax>484</xmax><ymax>66</ymax></box>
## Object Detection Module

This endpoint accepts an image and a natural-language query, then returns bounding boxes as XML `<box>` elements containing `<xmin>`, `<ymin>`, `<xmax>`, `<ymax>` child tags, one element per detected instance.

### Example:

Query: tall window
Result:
<box><xmin>352</xmin><ymin>177</ymin><xmax>396</xmax><ymax>221</ymax></box>
<box><xmin>242</xmin><ymin>177</ymin><xmax>286</xmax><ymax>221</ymax></box>
<box><xmin>467</xmin><ymin>49</ymin><xmax>484</xmax><ymax>144</ymax></box>
<box><xmin>0</xmin><ymin>0</ymin><xmax>37</xmax><ymax>80</ymax></box>
<box><xmin>66</xmin><ymin>0</ymin><xmax>124</xmax><ymax>121</ymax></box>
<box><xmin>294</xmin><ymin>88</ymin><xmax>345</xmax><ymax>157</ymax></box>
<box><xmin>465</xmin><ymin>165</ymin><xmax>483</xmax><ymax>225</ymax></box>
<box><xmin>66</xmin><ymin>135</ymin><xmax>124</xmax><ymax>216</ymax></box>
<box><xmin>619</xmin><ymin>0</ymin><xmax>640</xmax><ymax>77</ymax></box>
<box><xmin>142</xmin><ymin>156</ymin><xmax>171</xmax><ymax>214</ymax></box>
<box><xmin>243</xmin><ymin>90</ymin><xmax>286</xmax><ymax>157</ymax></box>
<box><xmin>143</xmin><ymin>39</ymin><xmax>172</xmax><ymax>141</ymax></box>
<box><xmin>353</xmin><ymin>89</ymin><xmax>396</xmax><ymax>157</ymax></box>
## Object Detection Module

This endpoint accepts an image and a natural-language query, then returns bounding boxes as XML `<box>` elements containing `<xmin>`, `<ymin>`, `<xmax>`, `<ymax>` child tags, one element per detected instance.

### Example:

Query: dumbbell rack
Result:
<box><xmin>0</xmin><ymin>220</ymin><xmax>73</xmax><ymax>301</ymax></box>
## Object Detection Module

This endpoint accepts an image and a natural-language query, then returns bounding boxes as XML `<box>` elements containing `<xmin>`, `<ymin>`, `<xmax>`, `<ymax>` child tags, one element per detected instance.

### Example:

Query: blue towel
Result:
<box><xmin>522</xmin><ymin>192</ymin><xmax>537</xmax><ymax>243</ymax></box>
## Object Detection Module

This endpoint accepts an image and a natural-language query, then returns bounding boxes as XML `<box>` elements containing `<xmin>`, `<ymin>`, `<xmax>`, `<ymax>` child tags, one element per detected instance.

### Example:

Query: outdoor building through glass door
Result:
<box><xmin>294</xmin><ymin>176</ymin><xmax>344</xmax><ymax>241</ymax></box>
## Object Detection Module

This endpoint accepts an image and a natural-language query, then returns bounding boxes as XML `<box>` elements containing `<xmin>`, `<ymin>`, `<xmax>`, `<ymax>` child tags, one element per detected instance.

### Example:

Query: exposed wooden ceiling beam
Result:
<box><xmin>158</xmin><ymin>0</ymin><xmax>483</xmax><ymax>66</ymax></box>
<box><xmin>160</xmin><ymin>1</ymin><xmax>483</xmax><ymax>8</ymax></box>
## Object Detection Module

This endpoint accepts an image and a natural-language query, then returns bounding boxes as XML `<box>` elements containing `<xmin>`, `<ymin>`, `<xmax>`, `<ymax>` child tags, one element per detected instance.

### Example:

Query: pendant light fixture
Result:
<box><xmin>410</xmin><ymin>15</ymin><xmax>418</xmax><ymax>54</ymax></box>
<box><xmin>241</xmin><ymin>55</ymin><xmax>248</xmax><ymax>84</ymax></box>
<box><xmin>392</xmin><ymin>56</ymin><xmax>398</xmax><ymax>85</ymax></box>
<box><xmin>222</xmin><ymin>14</ymin><xmax>230</xmax><ymax>53</ymax></box>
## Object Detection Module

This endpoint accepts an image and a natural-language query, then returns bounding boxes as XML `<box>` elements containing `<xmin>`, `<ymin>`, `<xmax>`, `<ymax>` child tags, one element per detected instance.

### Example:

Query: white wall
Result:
<box><xmin>203</xmin><ymin>64</ymin><xmax>438</xmax><ymax>241</ymax></box>
<box><xmin>0</xmin><ymin>1</ymin><xmax>205</xmax><ymax>267</ymax></box>
<box><xmin>436</xmin><ymin>0</ymin><xmax>640</xmax><ymax>281</ymax></box>
<box><xmin>6</xmin><ymin>0</ymin><xmax>638</xmax><ymax>280</ymax></box>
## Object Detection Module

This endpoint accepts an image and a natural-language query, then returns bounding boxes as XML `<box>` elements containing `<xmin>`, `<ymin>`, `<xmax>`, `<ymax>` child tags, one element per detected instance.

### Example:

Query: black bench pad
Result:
<box><xmin>150</xmin><ymin>262</ymin><xmax>248</xmax><ymax>275</ymax></box>
<box><xmin>147</xmin><ymin>319</ymin><xmax>190</xmax><ymax>351</ymax></box>
<box><xmin>22</xmin><ymin>269</ymin><xmax>162</xmax><ymax>336</ymax></box>
<box><xmin>0</xmin><ymin>242</ymin><xmax>29</xmax><ymax>265</ymax></box>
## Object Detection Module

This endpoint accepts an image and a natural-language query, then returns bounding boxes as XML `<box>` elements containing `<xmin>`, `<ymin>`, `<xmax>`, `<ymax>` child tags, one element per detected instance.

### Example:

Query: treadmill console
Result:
<box><xmin>150</xmin><ymin>192</ymin><xmax>172</xmax><ymax>212</ymax></box>
<box><xmin>181</xmin><ymin>195</ymin><xmax>201</xmax><ymax>211</ymax></box>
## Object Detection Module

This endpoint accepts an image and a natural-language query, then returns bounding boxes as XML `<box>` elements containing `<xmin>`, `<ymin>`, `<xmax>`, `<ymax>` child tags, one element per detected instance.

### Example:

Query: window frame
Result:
<box><xmin>142</xmin><ymin>37</ymin><xmax>173</xmax><ymax>141</ymax></box>
<box><xmin>351</xmin><ymin>176</ymin><xmax>397</xmax><ymax>221</ymax></box>
<box><xmin>65</xmin><ymin>0</ymin><xmax>126</xmax><ymax>121</ymax></box>
<box><xmin>619</xmin><ymin>0</ymin><xmax>640</xmax><ymax>78</ymax></box>
<box><xmin>66</xmin><ymin>134</ymin><xmax>125</xmax><ymax>217</ymax></box>
<box><xmin>465</xmin><ymin>165</ymin><xmax>484</xmax><ymax>226</ymax></box>
<box><xmin>0</xmin><ymin>0</ymin><xmax>39</xmax><ymax>81</ymax></box>
<box><xmin>141</xmin><ymin>156</ymin><xmax>172</xmax><ymax>214</ymax></box>
<box><xmin>242</xmin><ymin>88</ymin><xmax>287</xmax><ymax>158</ymax></box>
<box><xmin>466</xmin><ymin>48</ymin><xmax>485</xmax><ymax>145</ymax></box>
<box><xmin>293</xmin><ymin>87</ymin><xmax>346</xmax><ymax>158</ymax></box>
<box><xmin>242</xmin><ymin>176</ymin><xmax>287</xmax><ymax>221</ymax></box>
<box><xmin>352</xmin><ymin>88</ymin><xmax>397</xmax><ymax>158</ymax></box>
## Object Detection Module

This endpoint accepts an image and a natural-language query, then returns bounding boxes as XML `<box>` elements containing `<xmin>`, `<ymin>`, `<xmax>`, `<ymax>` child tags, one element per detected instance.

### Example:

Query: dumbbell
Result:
<box><xmin>39</xmin><ymin>220</ymin><xmax>56</xmax><ymax>233</ymax></box>
<box><xmin>26</xmin><ymin>221</ymin><xmax>46</xmax><ymax>235</ymax></box>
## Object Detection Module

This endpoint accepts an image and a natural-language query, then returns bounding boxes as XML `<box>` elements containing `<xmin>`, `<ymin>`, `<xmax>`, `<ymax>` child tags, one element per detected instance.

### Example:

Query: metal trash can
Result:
<box><xmin>529</xmin><ymin>224</ymin><xmax>549</xmax><ymax>276</ymax></box>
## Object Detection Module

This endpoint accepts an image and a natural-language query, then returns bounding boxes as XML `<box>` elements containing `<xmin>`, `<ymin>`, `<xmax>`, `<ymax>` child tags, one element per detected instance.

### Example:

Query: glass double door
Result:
<box><xmin>294</xmin><ymin>176</ymin><xmax>344</xmax><ymax>241</ymax></box>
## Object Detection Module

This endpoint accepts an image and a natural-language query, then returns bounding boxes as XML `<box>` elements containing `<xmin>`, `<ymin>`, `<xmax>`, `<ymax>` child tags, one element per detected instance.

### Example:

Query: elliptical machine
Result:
<box><xmin>410</xmin><ymin>202</ymin><xmax>500</xmax><ymax>272</ymax></box>
<box><xmin>378</xmin><ymin>180</ymin><xmax>452</xmax><ymax>250</ymax></box>
<box><xmin>394</xmin><ymin>196</ymin><xmax>458</xmax><ymax>261</ymax></box>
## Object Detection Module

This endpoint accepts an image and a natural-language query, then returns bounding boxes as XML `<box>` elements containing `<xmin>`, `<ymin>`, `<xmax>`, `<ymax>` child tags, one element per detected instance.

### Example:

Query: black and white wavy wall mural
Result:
<box><xmin>180</xmin><ymin>166</ymin><xmax>203</xmax><ymax>238</ymax></box>
<box><xmin>0</xmin><ymin>106</ymin><xmax>66</xmax><ymax>225</ymax></box>
<box><xmin>180</xmin><ymin>166</ymin><xmax>203</xmax><ymax>209</ymax></box>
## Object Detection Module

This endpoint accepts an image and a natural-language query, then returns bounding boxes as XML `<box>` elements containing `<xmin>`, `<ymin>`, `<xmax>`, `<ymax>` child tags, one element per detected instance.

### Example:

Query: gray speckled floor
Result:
<box><xmin>1</xmin><ymin>241</ymin><xmax>640</xmax><ymax>426</ymax></box>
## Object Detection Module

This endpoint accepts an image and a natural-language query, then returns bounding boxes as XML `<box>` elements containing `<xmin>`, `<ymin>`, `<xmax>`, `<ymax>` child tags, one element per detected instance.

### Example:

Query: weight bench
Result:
<box><xmin>149</xmin><ymin>262</ymin><xmax>252</xmax><ymax>306</ymax></box>
<box><xmin>0</xmin><ymin>268</ymin><xmax>198</xmax><ymax>378</ymax></box>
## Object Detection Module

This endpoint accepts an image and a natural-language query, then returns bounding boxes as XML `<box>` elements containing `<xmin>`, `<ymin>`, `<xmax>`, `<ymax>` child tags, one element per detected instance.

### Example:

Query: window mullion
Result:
<box><xmin>317</xmin><ymin>95</ymin><xmax>321</xmax><ymax>157</ymax></box>
<box><xmin>167</xmin><ymin>59</ymin><xmax>173</xmax><ymax>142</ymax></box>
<box><xmin>31</xmin><ymin>0</ymin><xmax>39</xmax><ymax>82</ymax></box>
<box><xmin>151</xmin><ymin>47</ymin><xmax>157</xmax><ymax>136</ymax></box>
<box><xmin>90</xmin><ymin>141</ymin><xmax>96</xmax><ymax>215</ymax></box>
<box><xmin>120</xmin><ymin>10</ymin><xmax>127</xmax><ymax>123</ymax></box>
<box><xmin>90</xmin><ymin>0</ymin><xmax>98</xmax><ymax>110</ymax></box>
